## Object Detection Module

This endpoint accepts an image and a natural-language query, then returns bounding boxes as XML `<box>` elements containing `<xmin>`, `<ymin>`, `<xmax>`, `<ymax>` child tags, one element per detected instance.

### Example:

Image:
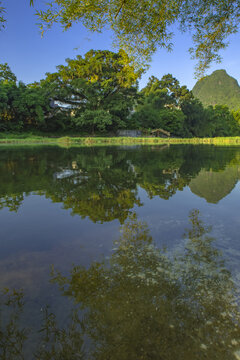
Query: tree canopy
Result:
<box><xmin>32</xmin><ymin>0</ymin><xmax>240</xmax><ymax>75</ymax></box>
<box><xmin>40</xmin><ymin>49</ymin><xmax>140</xmax><ymax>133</ymax></box>
<box><xmin>0</xmin><ymin>63</ymin><xmax>17</xmax><ymax>83</ymax></box>
<box><xmin>0</xmin><ymin>60</ymin><xmax>239</xmax><ymax>137</ymax></box>
<box><xmin>0</xmin><ymin>1</ymin><xmax>238</xmax><ymax>75</ymax></box>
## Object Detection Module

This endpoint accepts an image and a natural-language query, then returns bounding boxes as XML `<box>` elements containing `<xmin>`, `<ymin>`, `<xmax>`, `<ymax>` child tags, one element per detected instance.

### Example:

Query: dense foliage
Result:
<box><xmin>131</xmin><ymin>74</ymin><xmax>240</xmax><ymax>137</ymax></box>
<box><xmin>0</xmin><ymin>51</ymin><xmax>140</xmax><ymax>133</ymax></box>
<box><xmin>0</xmin><ymin>56</ymin><xmax>239</xmax><ymax>137</ymax></box>
<box><xmin>0</xmin><ymin>63</ymin><xmax>53</xmax><ymax>131</ymax></box>
<box><xmin>39</xmin><ymin>50</ymin><xmax>140</xmax><ymax>133</ymax></box>
<box><xmin>193</xmin><ymin>69</ymin><xmax>240</xmax><ymax>110</ymax></box>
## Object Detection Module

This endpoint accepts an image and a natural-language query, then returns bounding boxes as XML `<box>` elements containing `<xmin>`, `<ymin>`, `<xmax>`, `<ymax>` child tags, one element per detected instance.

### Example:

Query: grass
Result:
<box><xmin>0</xmin><ymin>134</ymin><xmax>240</xmax><ymax>146</ymax></box>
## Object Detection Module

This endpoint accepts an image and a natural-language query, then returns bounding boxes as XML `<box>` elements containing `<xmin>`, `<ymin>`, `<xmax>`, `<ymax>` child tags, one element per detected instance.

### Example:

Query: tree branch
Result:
<box><xmin>115</xmin><ymin>0</ymin><xmax>126</xmax><ymax>19</ymax></box>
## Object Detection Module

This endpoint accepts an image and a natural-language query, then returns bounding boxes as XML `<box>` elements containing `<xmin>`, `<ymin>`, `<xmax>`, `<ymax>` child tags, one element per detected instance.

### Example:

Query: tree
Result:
<box><xmin>0</xmin><ymin>63</ymin><xmax>17</xmax><ymax>83</ymax></box>
<box><xmin>0</xmin><ymin>1</ymin><xmax>5</xmax><ymax>31</ymax></box>
<box><xmin>132</xmin><ymin>74</ymin><xmax>189</xmax><ymax>136</ymax></box>
<box><xmin>210</xmin><ymin>105</ymin><xmax>240</xmax><ymax>137</ymax></box>
<box><xmin>41</xmin><ymin>50</ymin><xmax>140</xmax><ymax>133</ymax></box>
<box><xmin>232</xmin><ymin>109</ymin><xmax>240</xmax><ymax>126</ymax></box>
<box><xmin>0</xmin><ymin>64</ymin><xmax>53</xmax><ymax>131</ymax></box>
<box><xmin>33</xmin><ymin>0</ymin><xmax>240</xmax><ymax>75</ymax></box>
<box><xmin>181</xmin><ymin>98</ymin><xmax>211</xmax><ymax>137</ymax></box>
<box><xmin>141</xmin><ymin>74</ymin><xmax>193</xmax><ymax>107</ymax></box>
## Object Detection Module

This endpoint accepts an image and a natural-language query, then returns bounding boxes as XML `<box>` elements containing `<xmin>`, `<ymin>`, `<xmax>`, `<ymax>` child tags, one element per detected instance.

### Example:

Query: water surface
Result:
<box><xmin>0</xmin><ymin>144</ymin><xmax>240</xmax><ymax>359</ymax></box>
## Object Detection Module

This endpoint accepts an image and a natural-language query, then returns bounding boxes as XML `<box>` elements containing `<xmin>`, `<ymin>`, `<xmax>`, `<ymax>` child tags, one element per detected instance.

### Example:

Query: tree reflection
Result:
<box><xmin>1</xmin><ymin>210</ymin><xmax>240</xmax><ymax>359</ymax></box>
<box><xmin>52</xmin><ymin>210</ymin><xmax>240</xmax><ymax>360</ymax></box>
<box><xmin>132</xmin><ymin>145</ymin><xmax>240</xmax><ymax>200</ymax></box>
<box><xmin>45</xmin><ymin>148</ymin><xmax>142</xmax><ymax>223</ymax></box>
<box><xmin>0</xmin><ymin>146</ymin><xmax>239</xmax><ymax>219</ymax></box>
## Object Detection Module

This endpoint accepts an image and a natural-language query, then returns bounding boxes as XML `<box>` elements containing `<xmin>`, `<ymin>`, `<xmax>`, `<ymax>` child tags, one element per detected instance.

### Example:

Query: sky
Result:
<box><xmin>1</xmin><ymin>0</ymin><xmax>240</xmax><ymax>90</ymax></box>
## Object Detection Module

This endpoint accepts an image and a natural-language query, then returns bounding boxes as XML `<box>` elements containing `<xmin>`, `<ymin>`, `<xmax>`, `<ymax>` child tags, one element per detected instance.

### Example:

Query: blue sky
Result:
<box><xmin>1</xmin><ymin>0</ymin><xmax>240</xmax><ymax>89</ymax></box>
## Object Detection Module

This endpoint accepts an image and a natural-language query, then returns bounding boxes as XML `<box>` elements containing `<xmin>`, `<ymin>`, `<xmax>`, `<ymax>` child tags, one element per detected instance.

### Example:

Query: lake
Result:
<box><xmin>0</xmin><ymin>144</ymin><xmax>240</xmax><ymax>359</ymax></box>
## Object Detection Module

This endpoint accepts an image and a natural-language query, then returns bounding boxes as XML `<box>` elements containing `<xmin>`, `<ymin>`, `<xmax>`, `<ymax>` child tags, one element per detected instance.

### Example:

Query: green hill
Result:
<box><xmin>192</xmin><ymin>70</ymin><xmax>240</xmax><ymax>110</ymax></box>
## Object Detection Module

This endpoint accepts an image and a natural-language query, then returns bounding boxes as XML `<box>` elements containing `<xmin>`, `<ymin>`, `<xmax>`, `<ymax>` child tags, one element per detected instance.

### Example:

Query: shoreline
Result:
<box><xmin>0</xmin><ymin>136</ymin><xmax>240</xmax><ymax>146</ymax></box>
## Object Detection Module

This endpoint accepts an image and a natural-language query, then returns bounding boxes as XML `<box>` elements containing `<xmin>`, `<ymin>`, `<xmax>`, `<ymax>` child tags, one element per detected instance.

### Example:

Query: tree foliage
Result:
<box><xmin>0</xmin><ymin>0</ymin><xmax>5</xmax><ymax>31</ymax></box>
<box><xmin>0</xmin><ymin>63</ymin><xmax>17</xmax><ymax>83</ymax></box>
<box><xmin>132</xmin><ymin>73</ymin><xmax>240</xmax><ymax>137</ymax></box>
<box><xmin>0</xmin><ymin>78</ymin><xmax>52</xmax><ymax>131</ymax></box>
<box><xmin>40</xmin><ymin>50</ymin><xmax>140</xmax><ymax>133</ymax></box>
<box><xmin>33</xmin><ymin>0</ymin><xmax>240</xmax><ymax>75</ymax></box>
<box><xmin>132</xmin><ymin>74</ymin><xmax>193</xmax><ymax>136</ymax></box>
<box><xmin>0</xmin><ymin>60</ymin><xmax>239</xmax><ymax>137</ymax></box>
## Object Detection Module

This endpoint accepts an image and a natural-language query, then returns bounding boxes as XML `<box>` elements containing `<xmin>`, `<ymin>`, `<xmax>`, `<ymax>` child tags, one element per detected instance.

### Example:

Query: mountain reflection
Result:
<box><xmin>1</xmin><ymin>211</ymin><xmax>240</xmax><ymax>359</ymax></box>
<box><xmin>0</xmin><ymin>145</ymin><xmax>240</xmax><ymax>221</ymax></box>
<box><xmin>189</xmin><ymin>165</ymin><xmax>240</xmax><ymax>203</ymax></box>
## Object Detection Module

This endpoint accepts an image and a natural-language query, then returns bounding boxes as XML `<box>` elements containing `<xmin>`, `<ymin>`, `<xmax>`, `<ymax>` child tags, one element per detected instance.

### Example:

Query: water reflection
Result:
<box><xmin>0</xmin><ymin>146</ymin><xmax>240</xmax><ymax>221</ymax></box>
<box><xmin>189</xmin><ymin>165</ymin><xmax>240</xmax><ymax>203</ymax></box>
<box><xmin>1</xmin><ymin>211</ymin><xmax>240</xmax><ymax>359</ymax></box>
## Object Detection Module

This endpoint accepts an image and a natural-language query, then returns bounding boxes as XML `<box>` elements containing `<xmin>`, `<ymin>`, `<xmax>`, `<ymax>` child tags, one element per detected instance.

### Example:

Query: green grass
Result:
<box><xmin>0</xmin><ymin>134</ymin><xmax>240</xmax><ymax>146</ymax></box>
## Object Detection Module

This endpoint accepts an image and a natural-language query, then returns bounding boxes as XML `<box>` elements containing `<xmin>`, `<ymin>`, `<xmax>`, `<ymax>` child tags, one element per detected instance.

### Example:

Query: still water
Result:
<box><xmin>0</xmin><ymin>144</ymin><xmax>240</xmax><ymax>359</ymax></box>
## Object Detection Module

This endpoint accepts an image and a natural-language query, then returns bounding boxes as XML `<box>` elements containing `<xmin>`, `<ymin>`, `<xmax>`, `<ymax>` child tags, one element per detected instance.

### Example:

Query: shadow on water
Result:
<box><xmin>1</xmin><ymin>210</ymin><xmax>240</xmax><ymax>359</ymax></box>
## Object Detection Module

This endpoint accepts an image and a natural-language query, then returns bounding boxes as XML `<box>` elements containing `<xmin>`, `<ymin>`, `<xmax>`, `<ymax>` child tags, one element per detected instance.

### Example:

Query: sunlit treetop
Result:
<box><xmin>0</xmin><ymin>63</ymin><xmax>17</xmax><ymax>83</ymax></box>
<box><xmin>30</xmin><ymin>0</ymin><xmax>240</xmax><ymax>76</ymax></box>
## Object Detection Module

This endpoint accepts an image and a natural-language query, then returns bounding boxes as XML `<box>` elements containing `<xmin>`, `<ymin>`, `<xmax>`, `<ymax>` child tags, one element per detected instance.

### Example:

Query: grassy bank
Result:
<box><xmin>0</xmin><ymin>134</ymin><xmax>240</xmax><ymax>146</ymax></box>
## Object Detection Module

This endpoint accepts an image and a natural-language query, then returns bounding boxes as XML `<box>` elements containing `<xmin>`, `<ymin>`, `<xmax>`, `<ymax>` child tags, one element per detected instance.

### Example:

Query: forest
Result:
<box><xmin>0</xmin><ymin>50</ymin><xmax>240</xmax><ymax>138</ymax></box>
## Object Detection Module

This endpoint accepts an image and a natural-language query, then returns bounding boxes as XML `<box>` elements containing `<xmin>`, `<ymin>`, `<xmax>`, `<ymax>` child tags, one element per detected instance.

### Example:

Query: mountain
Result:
<box><xmin>192</xmin><ymin>69</ymin><xmax>240</xmax><ymax>110</ymax></box>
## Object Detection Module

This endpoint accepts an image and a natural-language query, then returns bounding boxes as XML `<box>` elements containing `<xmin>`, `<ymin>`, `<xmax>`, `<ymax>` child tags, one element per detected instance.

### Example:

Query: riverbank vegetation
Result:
<box><xmin>1</xmin><ymin>52</ymin><xmax>240</xmax><ymax>139</ymax></box>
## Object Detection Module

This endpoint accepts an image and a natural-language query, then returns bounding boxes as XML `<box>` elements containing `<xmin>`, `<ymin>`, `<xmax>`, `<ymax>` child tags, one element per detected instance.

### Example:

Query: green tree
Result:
<box><xmin>0</xmin><ymin>81</ymin><xmax>52</xmax><ymax>131</ymax></box>
<box><xmin>133</xmin><ymin>74</ymin><xmax>189</xmax><ymax>136</ymax></box>
<box><xmin>41</xmin><ymin>50</ymin><xmax>140</xmax><ymax>133</ymax></box>
<box><xmin>33</xmin><ymin>0</ymin><xmax>239</xmax><ymax>75</ymax></box>
<box><xmin>210</xmin><ymin>105</ymin><xmax>240</xmax><ymax>137</ymax></box>
<box><xmin>181</xmin><ymin>98</ymin><xmax>211</xmax><ymax>137</ymax></box>
<box><xmin>0</xmin><ymin>63</ymin><xmax>17</xmax><ymax>83</ymax></box>
<box><xmin>0</xmin><ymin>64</ymin><xmax>53</xmax><ymax>131</ymax></box>
<box><xmin>0</xmin><ymin>81</ymin><xmax>22</xmax><ymax>130</ymax></box>
<box><xmin>141</xmin><ymin>74</ymin><xmax>193</xmax><ymax>107</ymax></box>
<box><xmin>232</xmin><ymin>109</ymin><xmax>240</xmax><ymax>126</ymax></box>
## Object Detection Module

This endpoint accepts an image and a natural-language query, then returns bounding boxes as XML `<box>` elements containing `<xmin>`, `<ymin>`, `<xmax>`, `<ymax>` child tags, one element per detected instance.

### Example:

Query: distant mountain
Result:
<box><xmin>192</xmin><ymin>70</ymin><xmax>240</xmax><ymax>110</ymax></box>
